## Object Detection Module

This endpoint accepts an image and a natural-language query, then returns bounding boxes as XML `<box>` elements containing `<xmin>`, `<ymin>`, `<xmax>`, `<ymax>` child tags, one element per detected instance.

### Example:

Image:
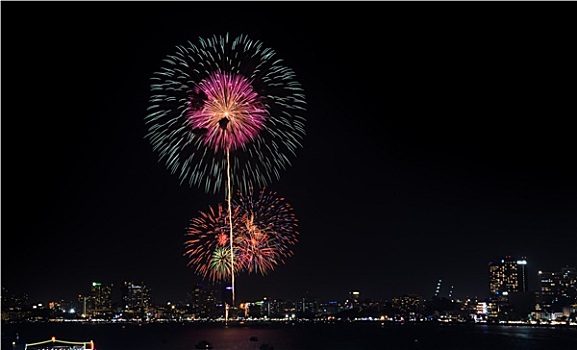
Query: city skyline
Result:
<box><xmin>3</xmin><ymin>3</ymin><xmax>577</xmax><ymax>305</ymax></box>
<box><xmin>3</xmin><ymin>256</ymin><xmax>575</xmax><ymax>305</ymax></box>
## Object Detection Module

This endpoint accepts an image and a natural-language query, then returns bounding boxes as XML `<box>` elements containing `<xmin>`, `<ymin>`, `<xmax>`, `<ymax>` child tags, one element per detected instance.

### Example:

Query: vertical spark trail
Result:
<box><xmin>183</xmin><ymin>187</ymin><xmax>300</xmax><ymax>296</ymax></box>
<box><xmin>148</xmin><ymin>35</ymin><xmax>307</xmax><ymax>316</ymax></box>
<box><xmin>226</xmin><ymin>148</ymin><xmax>235</xmax><ymax>307</ymax></box>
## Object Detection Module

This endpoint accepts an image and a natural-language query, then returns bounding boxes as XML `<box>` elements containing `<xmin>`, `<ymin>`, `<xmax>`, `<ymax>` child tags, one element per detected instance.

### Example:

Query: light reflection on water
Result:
<box><xmin>176</xmin><ymin>325</ymin><xmax>295</xmax><ymax>350</ymax></box>
<box><xmin>2</xmin><ymin>322</ymin><xmax>577</xmax><ymax>350</ymax></box>
<box><xmin>476</xmin><ymin>324</ymin><xmax>564</xmax><ymax>341</ymax></box>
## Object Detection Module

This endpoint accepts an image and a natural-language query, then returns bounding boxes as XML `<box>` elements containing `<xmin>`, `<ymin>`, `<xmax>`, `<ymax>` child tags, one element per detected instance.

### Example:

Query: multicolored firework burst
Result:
<box><xmin>147</xmin><ymin>34</ymin><xmax>305</xmax><ymax>307</ymax></box>
<box><xmin>183</xmin><ymin>189</ymin><xmax>299</xmax><ymax>282</ymax></box>
<box><xmin>145</xmin><ymin>34</ymin><xmax>306</xmax><ymax>194</ymax></box>
<box><xmin>234</xmin><ymin>188</ymin><xmax>299</xmax><ymax>274</ymax></box>
<box><xmin>183</xmin><ymin>203</ymin><xmax>240</xmax><ymax>282</ymax></box>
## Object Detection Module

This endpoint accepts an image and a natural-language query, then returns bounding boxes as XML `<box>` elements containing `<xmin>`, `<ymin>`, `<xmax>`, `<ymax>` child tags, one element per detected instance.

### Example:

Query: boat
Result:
<box><xmin>194</xmin><ymin>339</ymin><xmax>213</xmax><ymax>349</ymax></box>
<box><xmin>24</xmin><ymin>336</ymin><xmax>94</xmax><ymax>350</ymax></box>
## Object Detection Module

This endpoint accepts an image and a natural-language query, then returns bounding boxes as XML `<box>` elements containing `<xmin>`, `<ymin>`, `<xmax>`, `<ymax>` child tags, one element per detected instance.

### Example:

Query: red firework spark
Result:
<box><xmin>184</xmin><ymin>189</ymin><xmax>299</xmax><ymax>281</ymax></box>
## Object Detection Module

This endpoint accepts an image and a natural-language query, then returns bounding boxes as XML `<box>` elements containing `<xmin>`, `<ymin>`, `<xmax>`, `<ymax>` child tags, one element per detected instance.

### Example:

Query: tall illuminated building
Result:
<box><xmin>488</xmin><ymin>256</ymin><xmax>528</xmax><ymax>298</ymax></box>
<box><xmin>89</xmin><ymin>281</ymin><xmax>112</xmax><ymax>318</ymax></box>
<box><xmin>187</xmin><ymin>283</ymin><xmax>216</xmax><ymax>318</ymax></box>
<box><xmin>1</xmin><ymin>287</ymin><xmax>29</xmax><ymax>321</ymax></box>
<box><xmin>121</xmin><ymin>281</ymin><xmax>151</xmax><ymax>318</ymax></box>
<box><xmin>538</xmin><ymin>266</ymin><xmax>577</xmax><ymax>311</ymax></box>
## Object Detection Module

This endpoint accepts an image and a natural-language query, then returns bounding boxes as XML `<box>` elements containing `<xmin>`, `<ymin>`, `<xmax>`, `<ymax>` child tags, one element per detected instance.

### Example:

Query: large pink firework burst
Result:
<box><xmin>146</xmin><ymin>34</ymin><xmax>306</xmax><ymax>194</ymax></box>
<box><xmin>187</xmin><ymin>72</ymin><xmax>267</xmax><ymax>152</ymax></box>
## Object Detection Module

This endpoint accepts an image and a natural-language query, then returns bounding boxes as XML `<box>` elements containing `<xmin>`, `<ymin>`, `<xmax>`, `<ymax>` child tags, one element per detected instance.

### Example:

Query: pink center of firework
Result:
<box><xmin>187</xmin><ymin>72</ymin><xmax>267</xmax><ymax>152</ymax></box>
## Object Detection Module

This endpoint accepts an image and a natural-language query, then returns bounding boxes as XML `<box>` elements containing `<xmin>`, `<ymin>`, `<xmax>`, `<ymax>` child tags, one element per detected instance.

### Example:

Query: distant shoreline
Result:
<box><xmin>2</xmin><ymin>318</ymin><xmax>576</xmax><ymax>328</ymax></box>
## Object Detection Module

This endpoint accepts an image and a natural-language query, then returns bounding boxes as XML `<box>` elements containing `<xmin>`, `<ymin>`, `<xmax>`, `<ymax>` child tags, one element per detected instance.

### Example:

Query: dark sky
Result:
<box><xmin>3</xmin><ymin>3</ymin><xmax>576</xmax><ymax>305</ymax></box>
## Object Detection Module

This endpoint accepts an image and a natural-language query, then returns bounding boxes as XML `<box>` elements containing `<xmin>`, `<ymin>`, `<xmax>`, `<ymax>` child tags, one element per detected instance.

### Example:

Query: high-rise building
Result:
<box><xmin>88</xmin><ymin>281</ymin><xmax>112</xmax><ymax>318</ymax></box>
<box><xmin>538</xmin><ymin>266</ymin><xmax>577</xmax><ymax>311</ymax></box>
<box><xmin>488</xmin><ymin>256</ymin><xmax>528</xmax><ymax>298</ymax></box>
<box><xmin>187</xmin><ymin>283</ymin><xmax>217</xmax><ymax>319</ymax></box>
<box><xmin>121</xmin><ymin>281</ymin><xmax>151</xmax><ymax>318</ymax></box>
<box><xmin>1</xmin><ymin>287</ymin><xmax>29</xmax><ymax>321</ymax></box>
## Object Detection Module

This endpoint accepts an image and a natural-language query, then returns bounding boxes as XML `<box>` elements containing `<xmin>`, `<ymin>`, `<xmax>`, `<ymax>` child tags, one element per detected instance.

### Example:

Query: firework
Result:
<box><xmin>150</xmin><ymin>34</ymin><xmax>306</xmax><ymax>306</ymax></box>
<box><xmin>145</xmin><ymin>34</ymin><xmax>306</xmax><ymax>194</ymax></box>
<box><xmin>234</xmin><ymin>188</ymin><xmax>299</xmax><ymax>274</ymax></box>
<box><xmin>184</xmin><ymin>189</ymin><xmax>299</xmax><ymax>281</ymax></box>
<box><xmin>183</xmin><ymin>204</ymin><xmax>241</xmax><ymax>282</ymax></box>
<box><xmin>235</xmin><ymin>213</ymin><xmax>279</xmax><ymax>275</ymax></box>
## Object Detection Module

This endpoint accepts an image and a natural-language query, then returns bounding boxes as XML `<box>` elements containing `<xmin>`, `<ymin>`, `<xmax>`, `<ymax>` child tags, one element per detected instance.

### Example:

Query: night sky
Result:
<box><xmin>3</xmin><ymin>3</ymin><xmax>576</xmax><ymax>305</ymax></box>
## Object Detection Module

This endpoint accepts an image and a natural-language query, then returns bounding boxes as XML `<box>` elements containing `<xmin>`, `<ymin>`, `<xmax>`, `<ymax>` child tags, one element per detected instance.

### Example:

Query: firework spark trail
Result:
<box><xmin>183</xmin><ymin>203</ymin><xmax>240</xmax><ymax>281</ymax></box>
<box><xmin>184</xmin><ymin>189</ymin><xmax>299</xmax><ymax>280</ymax></box>
<box><xmin>235</xmin><ymin>213</ymin><xmax>278</xmax><ymax>274</ymax></box>
<box><xmin>145</xmin><ymin>33</ymin><xmax>306</xmax><ymax>194</ymax></box>
<box><xmin>234</xmin><ymin>188</ymin><xmax>299</xmax><ymax>271</ymax></box>
<box><xmin>226</xmin><ymin>149</ymin><xmax>235</xmax><ymax>306</ymax></box>
<box><xmin>147</xmin><ymin>34</ymin><xmax>305</xmax><ymax>308</ymax></box>
<box><xmin>208</xmin><ymin>247</ymin><xmax>233</xmax><ymax>282</ymax></box>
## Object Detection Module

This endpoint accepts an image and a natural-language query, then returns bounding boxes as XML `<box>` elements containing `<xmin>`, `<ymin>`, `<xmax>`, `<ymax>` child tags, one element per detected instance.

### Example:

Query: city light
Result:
<box><xmin>3</xmin><ymin>260</ymin><xmax>575</xmax><ymax>325</ymax></box>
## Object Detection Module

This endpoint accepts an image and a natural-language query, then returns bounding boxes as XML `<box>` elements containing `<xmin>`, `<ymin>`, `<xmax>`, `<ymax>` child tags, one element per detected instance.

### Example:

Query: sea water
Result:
<box><xmin>2</xmin><ymin>321</ymin><xmax>576</xmax><ymax>350</ymax></box>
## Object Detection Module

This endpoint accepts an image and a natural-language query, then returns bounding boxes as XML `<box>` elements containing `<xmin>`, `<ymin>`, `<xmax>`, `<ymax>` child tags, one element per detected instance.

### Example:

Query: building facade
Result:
<box><xmin>538</xmin><ymin>266</ymin><xmax>577</xmax><ymax>312</ymax></box>
<box><xmin>87</xmin><ymin>282</ymin><xmax>112</xmax><ymax>318</ymax></box>
<box><xmin>121</xmin><ymin>281</ymin><xmax>151</xmax><ymax>319</ymax></box>
<box><xmin>488</xmin><ymin>256</ymin><xmax>528</xmax><ymax>298</ymax></box>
